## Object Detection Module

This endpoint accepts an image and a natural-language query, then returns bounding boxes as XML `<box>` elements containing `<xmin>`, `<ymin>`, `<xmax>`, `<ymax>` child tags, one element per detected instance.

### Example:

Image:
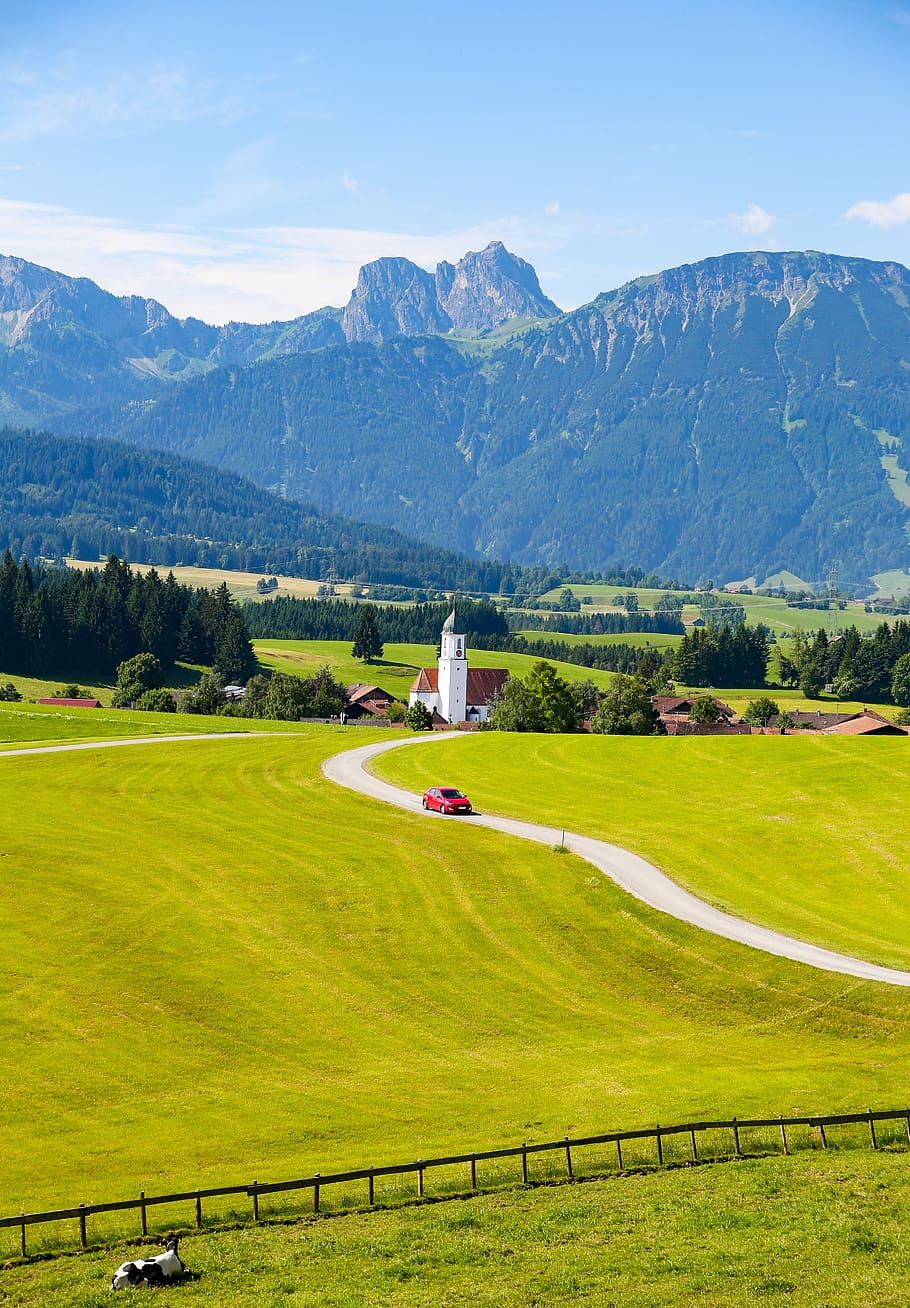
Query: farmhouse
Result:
<box><xmin>409</xmin><ymin>608</ymin><xmax>508</xmax><ymax>724</ymax></box>
<box><xmin>345</xmin><ymin>683</ymin><xmax>397</xmax><ymax>718</ymax></box>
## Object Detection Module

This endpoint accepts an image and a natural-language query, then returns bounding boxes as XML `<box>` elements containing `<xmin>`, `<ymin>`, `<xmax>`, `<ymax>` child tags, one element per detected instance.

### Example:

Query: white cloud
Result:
<box><xmin>0</xmin><ymin>197</ymin><xmax>570</xmax><ymax>323</ymax></box>
<box><xmin>729</xmin><ymin>203</ymin><xmax>776</xmax><ymax>236</ymax></box>
<box><xmin>891</xmin><ymin>8</ymin><xmax>910</xmax><ymax>27</ymax></box>
<box><xmin>845</xmin><ymin>192</ymin><xmax>910</xmax><ymax>229</ymax></box>
<box><xmin>0</xmin><ymin>63</ymin><xmax>246</xmax><ymax>145</ymax></box>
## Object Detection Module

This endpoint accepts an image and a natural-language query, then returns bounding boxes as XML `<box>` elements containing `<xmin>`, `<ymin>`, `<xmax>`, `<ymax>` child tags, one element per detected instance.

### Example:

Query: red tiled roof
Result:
<box><xmin>37</xmin><ymin>698</ymin><xmax>101</xmax><ymax>708</ymax></box>
<box><xmin>822</xmin><ymin>711</ymin><xmax>908</xmax><ymax>736</ymax></box>
<box><xmin>410</xmin><ymin>668</ymin><xmax>438</xmax><ymax>693</ymax></box>
<box><xmin>346</xmin><ymin>683</ymin><xmax>392</xmax><ymax>704</ymax></box>
<box><xmin>409</xmin><ymin>667</ymin><xmax>508</xmax><ymax>705</ymax></box>
<box><xmin>466</xmin><ymin>668</ymin><xmax>508</xmax><ymax>703</ymax></box>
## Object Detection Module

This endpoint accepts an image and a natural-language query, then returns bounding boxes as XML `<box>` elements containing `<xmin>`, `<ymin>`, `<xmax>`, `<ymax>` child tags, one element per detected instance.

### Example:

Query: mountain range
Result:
<box><xmin>4</xmin><ymin>242</ymin><xmax>910</xmax><ymax>585</ymax></box>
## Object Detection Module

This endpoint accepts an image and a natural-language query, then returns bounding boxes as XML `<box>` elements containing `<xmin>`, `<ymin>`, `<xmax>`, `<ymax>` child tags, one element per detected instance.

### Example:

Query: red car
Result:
<box><xmin>422</xmin><ymin>786</ymin><xmax>473</xmax><ymax>815</ymax></box>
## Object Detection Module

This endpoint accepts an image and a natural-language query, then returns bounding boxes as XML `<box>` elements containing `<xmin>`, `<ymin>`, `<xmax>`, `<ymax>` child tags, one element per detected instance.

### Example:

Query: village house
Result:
<box><xmin>409</xmin><ymin>608</ymin><xmax>508</xmax><ymax>724</ymax></box>
<box><xmin>345</xmin><ymin>683</ymin><xmax>398</xmax><ymax>719</ymax></box>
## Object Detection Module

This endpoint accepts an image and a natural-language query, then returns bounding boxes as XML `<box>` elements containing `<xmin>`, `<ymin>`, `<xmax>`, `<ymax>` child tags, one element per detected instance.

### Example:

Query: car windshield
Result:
<box><xmin>440</xmin><ymin>789</ymin><xmax>464</xmax><ymax>799</ymax></box>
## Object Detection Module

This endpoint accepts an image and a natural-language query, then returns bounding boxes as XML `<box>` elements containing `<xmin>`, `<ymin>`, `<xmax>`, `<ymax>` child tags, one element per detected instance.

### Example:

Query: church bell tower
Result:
<box><xmin>438</xmin><ymin>605</ymin><xmax>468</xmax><ymax>723</ymax></box>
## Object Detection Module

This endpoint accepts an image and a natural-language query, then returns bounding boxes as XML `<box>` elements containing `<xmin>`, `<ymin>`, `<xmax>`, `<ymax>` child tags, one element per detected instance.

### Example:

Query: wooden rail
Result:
<box><xmin>4</xmin><ymin>1107</ymin><xmax>908</xmax><ymax>1257</ymax></box>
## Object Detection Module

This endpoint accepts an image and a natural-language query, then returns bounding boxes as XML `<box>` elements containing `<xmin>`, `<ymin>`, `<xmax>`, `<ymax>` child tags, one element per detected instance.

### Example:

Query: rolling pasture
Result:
<box><xmin>537</xmin><ymin>583</ymin><xmax>886</xmax><ymax>637</ymax></box>
<box><xmin>375</xmin><ymin>733</ymin><xmax>910</xmax><ymax>970</ymax></box>
<box><xmin>252</xmin><ymin>640</ymin><xmax>616</xmax><ymax>701</ymax></box>
<box><xmin>2</xmin><ymin>724</ymin><xmax>910</xmax><ymax>1251</ymax></box>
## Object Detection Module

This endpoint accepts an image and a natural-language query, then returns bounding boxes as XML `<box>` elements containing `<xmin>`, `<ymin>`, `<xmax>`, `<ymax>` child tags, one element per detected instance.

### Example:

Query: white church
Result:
<box><xmin>409</xmin><ymin>607</ymin><xmax>509</xmax><ymax>725</ymax></box>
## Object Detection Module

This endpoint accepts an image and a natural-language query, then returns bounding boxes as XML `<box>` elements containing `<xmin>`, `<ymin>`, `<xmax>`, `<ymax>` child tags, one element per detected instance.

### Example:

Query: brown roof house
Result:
<box><xmin>345</xmin><ymin>683</ymin><xmax>397</xmax><ymax>718</ymax></box>
<box><xmin>821</xmin><ymin>710</ymin><xmax>909</xmax><ymax>736</ymax></box>
<box><xmin>409</xmin><ymin>607</ymin><xmax>508</xmax><ymax>724</ymax></box>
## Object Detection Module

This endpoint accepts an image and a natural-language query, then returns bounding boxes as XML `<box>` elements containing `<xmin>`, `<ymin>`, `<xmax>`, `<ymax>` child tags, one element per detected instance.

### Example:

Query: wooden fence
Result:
<box><xmin>4</xmin><ymin>1107</ymin><xmax>908</xmax><ymax>1258</ymax></box>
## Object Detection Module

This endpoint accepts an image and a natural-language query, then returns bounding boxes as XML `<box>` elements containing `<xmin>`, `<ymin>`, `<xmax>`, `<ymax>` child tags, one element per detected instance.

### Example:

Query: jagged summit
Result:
<box><xmin>341</xmin><ymin>241</ymin><xmax>561</xmax><ymax>342</ymax></box>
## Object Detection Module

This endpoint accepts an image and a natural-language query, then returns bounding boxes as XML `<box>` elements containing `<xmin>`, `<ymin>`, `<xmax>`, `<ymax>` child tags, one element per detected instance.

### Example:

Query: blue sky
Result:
<box><xmin>1</xmin><ymin>0</ymin><xmax>909</xmax><ymax>322</ymax></box>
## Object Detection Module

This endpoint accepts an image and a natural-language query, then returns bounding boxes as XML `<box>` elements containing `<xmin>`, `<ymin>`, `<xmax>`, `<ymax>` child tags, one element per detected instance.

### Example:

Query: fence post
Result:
<box><xmin>19</xmin><ymin>1215</ymin><xmax>26</xmax><ymax>1259</ymax></box>
<box><xmin>616</xmin><ymin>1138</ymin><xmax>623</xmax><ymax>1169</ymax></box>
<box><xmin>140</xmin><ymin>1191</ymin><xmax>147</xmax><ymax>1237</ymax></box>
<box><xmin>656</xmin><ymin>1126</ymin><xmax>663</xmax><ymax>1166</ymax></box>
<box><xmin>521</xmin><ymin>1143</ymin><xmax>528</xmax><ymax>1185</ymax></box>
<box><xmin>818</xmin><ymin>1122</ymin><xmax>828</xmax><ymax>1150</ymax></box>
<box><xmin>251</xmin><ymin>1182</ymin><xmax>259</xmax><ymax>1223</ymax></box>
<box><xmin>470</xmin><ymin>1157</ymin><xmax>477</xmax><ymax>1191</ymax></box>
<box><xmin>869</xmin><ymin>1110</ymin><xmax>878</xmax><ymax>1151</ymax></box>
<box><xmin>690</xmin><ymin>1129</ymin><xmax>698</xmax><ymax>1161</ymax></box>
<box><xmin>565</xmin><ymin>1136</ymin><xmax>573</xmax><ymax>1179</ymax></box>
<box><xmin>368</xmin><ymin>1169</ymin><xmax>375</xmax><ymax>1207</ymax></box>
<box><xmin>195</xmin><ymin>1192</ymin><xmax>202</xmax><ymax>1230</ymax></box>
<box><xmin>78</xmin><ymin>1205</ymin><xmax>87</xmax><ymax>1248</ymax></box>
<box><xmin>313</xmin><ymin>1175</ymin><xmax>320</xmax><ymax>1213</ymax></box>
<box><xmin>732</xmin><ymin>1119</ymin><xmax>741</xmax><ymax>1157</ymax></box>
<box><xmin>417</xmin><ymin>1162</ymin><xmax>424</xmax><ymax>1199</ymax></box>
<box><xmin>779</xmin><ymin>1118</ymin><xmax>788</xmax><ymax>1155</ymax></box>
<box><xmin>905</xmin><ymin>1112</ymin><xmax>910</xmax><ymax>1147</ymax></box>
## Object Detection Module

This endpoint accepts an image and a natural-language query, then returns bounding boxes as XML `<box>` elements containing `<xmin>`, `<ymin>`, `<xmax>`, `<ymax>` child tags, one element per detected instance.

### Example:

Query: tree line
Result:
<box><xmin>0</xmin><ymin>552</ymin><xmax>255</xmax><ymax>682</ymax></box>
<box><xmin>781</xmin><ymin>623</ymin><xmax>910</xmax><ymax>704</ymax></box>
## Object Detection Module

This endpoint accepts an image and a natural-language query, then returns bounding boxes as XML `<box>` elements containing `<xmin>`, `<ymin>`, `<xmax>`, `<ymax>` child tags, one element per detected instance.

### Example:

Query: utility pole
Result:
<box><xmin>826</xmin><ymin>560</ymin><xmax>839</xmax><ymax>638</ymax></box>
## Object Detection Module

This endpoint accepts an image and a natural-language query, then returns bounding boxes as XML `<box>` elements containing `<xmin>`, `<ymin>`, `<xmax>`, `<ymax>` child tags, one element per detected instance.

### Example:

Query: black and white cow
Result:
<box><xmin>111</xmin><ymin>1233</ymin><xmax>185</xmax><ymax>1289</ymax></box>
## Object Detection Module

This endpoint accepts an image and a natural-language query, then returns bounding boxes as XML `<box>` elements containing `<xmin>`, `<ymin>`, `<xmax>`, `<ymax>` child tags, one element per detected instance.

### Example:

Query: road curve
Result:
<box><xmin>323</xmin><ymin>732</ymin><xmax>910</xmax><ymax>989</ymax></box>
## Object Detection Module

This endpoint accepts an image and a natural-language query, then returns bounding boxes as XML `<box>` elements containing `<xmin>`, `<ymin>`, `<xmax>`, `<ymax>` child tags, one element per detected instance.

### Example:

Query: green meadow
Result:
<box><xmin>5</xmin><ymin>1151</ymin><xmax>910</xmax><ymax>1306</ymax></box>
<box><xmin>375</xmin><ymin>732</ymin><xmax>910</xmax><ymax>969</ymax></box>
<box><xmin>537</xmin><ymin>583</ymin><xmax>885</xmax><ymax>637</ymax></box>
<box><xmin>252</xmin><ymin>639</ymin><xmax>616</xmax><ymax>700</ymax></box>
<box><xmin>3</xmin><ymin>725</ymin><xmax>910</xmax><ymax>1252</ymax></box>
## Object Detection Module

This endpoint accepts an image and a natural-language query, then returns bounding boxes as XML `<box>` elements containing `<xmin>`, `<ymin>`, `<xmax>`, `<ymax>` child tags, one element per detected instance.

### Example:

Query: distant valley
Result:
<box><xmin>4</xmin><ymin>243</ymin><xmax>910</xmax><ymax>586</ymax></box>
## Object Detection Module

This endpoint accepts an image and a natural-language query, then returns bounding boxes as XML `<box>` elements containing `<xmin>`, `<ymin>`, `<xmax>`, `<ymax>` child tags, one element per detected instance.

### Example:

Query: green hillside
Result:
<box><xmin>0</xmin><ymin>428</ymin><xmax>510</xmax><ymax>591</ymax></box>
<box><xmin>252</xmin><ymin>639</ymin><xmax>615</xmax><ymax>700</ymax></box>
<box><xmin>2</xmin><ymin>726</ymin><xmax>910</xmax><ymax>1234</ymax></box>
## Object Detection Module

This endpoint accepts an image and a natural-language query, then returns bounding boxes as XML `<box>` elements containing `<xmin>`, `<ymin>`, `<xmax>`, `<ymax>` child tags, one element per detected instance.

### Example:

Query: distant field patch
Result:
<box><xmin>64</xmin><ymin>558</ymin><xmax>333</xmax><ymax>602</ymax></box>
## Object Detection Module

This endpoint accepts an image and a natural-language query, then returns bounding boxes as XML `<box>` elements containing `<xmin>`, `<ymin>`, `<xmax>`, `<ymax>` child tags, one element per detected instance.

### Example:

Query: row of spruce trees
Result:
<box><xmin>0</xmin><ymin>552</ymin><xmax>257</xmax><ymax>682</ymax></box>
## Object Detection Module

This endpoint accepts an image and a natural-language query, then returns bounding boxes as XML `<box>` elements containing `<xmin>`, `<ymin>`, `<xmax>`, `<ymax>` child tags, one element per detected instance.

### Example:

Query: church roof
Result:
<box><xmin>442</xmin><ymin>606</ymin><xmax>457</xmax><ymax>634</ymax></box>
<box><xmin>410</xmin><ymin>667</ymin><xmax>509</xmax><ymax>705</ymax></box>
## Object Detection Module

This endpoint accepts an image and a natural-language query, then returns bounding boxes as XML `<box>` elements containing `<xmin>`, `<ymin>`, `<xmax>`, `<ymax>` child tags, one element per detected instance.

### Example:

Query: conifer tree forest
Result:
<box><xmin>0</xmin><ymin>553</ymin><xmax>256</xmax><ymax>683</ymax></box>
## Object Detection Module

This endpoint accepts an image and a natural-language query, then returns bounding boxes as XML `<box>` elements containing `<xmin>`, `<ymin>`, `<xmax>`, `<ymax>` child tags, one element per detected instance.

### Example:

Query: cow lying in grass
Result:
<box><xmin>111</xmin><ymin>1234</ymin><xmax>185</xmax><ymax>1289</ymax></box>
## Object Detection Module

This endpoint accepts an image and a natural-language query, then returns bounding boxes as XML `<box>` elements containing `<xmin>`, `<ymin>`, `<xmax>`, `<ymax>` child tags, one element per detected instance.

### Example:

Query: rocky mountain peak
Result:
<box><xmin>341</xmin><ymin>242</ymin><xmax>561</xmax><ymax>343</ymax></box>
<box><xmin>436</xmin><ymin>241</ymin><xmax>560</xmax><ymax>331</ymax></box>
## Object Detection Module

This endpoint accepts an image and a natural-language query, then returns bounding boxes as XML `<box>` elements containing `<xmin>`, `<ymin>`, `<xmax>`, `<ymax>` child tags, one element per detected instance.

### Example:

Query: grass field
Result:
<box><xmin>375</xmin><ymin>732</ymin><xmax>910</xmax><ymax>970</ymax></box>
<box><xmin>0</xmin><ymin>700</ymin><xmax>310</xmax><ymax>749</ymax></box>
<box><xmin>5</xmin><ymin>1151</ymin><xmax>910</xmax><ymax>1305</ymax></box>
<box><xmin>253</xmin><ymin>640</ymin><xmax>617</xmax><ymax>700</ymax></box>
<box><xmin>516</xmin><ymin>629</ymin><xmax>683</xmax><ymax>650</ymax></box>
<box><xmin>536</xmin><ymin>584</ymin><xmax>886</xmax><ymax>636</ymax></box>
<box><xmin>64</xmin><ymin>559</ymin><xmax>341</xmax><ymax>603</ymax></box>
<box><xmin>4</xmin><ymin>729</ymin><xmax>910</xmax><ymax>1235</ymax></box>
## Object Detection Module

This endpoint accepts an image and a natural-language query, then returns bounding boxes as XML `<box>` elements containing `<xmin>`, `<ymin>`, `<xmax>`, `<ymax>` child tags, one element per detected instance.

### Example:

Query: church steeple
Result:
<box><xmin>438</xmin><ymin>600</ymin><xmax>468</xmax><ymax>722</ymax></box>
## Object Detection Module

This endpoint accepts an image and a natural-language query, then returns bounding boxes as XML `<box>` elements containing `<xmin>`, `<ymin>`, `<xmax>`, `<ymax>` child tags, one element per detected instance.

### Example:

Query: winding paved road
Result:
<box><xmin>323</xmin><ymin>732</ymin><xmax>910</xmax><ymax>989</ymax></box>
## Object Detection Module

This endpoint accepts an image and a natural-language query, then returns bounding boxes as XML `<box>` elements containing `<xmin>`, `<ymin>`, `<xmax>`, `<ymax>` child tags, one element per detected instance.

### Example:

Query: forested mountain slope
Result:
<box><xmin>68</xmin><ymin>252</ymin><xmax>910</xmax><ymax>585</ymax></box>
<box><xmin>0</xmin><ymin>428</ymin><xmax>515</xmax><ymax>589</ymax></box>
